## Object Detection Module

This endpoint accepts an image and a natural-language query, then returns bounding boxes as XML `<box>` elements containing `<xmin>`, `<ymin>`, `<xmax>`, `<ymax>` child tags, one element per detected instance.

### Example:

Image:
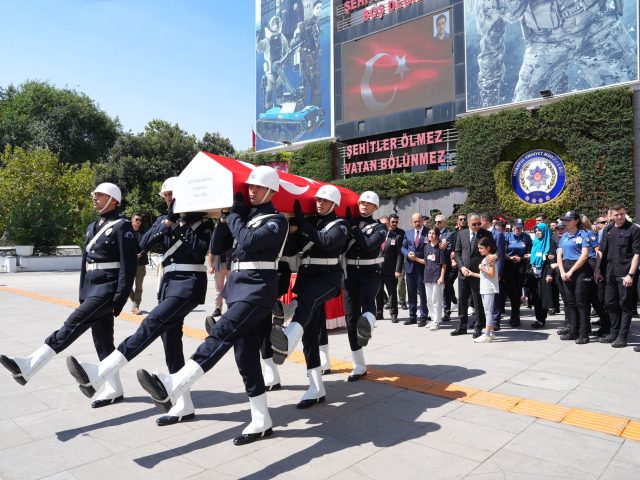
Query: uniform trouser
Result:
<box><xmin>45</xmin><ymin>296</ymin><xmax>115</xmax><ymax>360</ymax></box>
<box><xmin>605</xmin><ymin>273</ymin><xmax>634</xmax><ymax>341</ymax></box>
<box><xmin>397</xmin><ymin>273</ymin><xmax>407</xmax><ymax>304</ymax></box>
<box><xmin>213</xmin><ymin>269</ymin><xmax>230</xmax><ymax>310</ymax></box>
<box><xmin>376</xmin><ymin>272</ymin><xmax>398</xmax><ymax>316</ymax></box>
<box><xmin>444</xmin><ymin>265</ymin><xmax>457</xmax><ymax>312</ymax></box>
<box><xmin>129</xmin><ymin>265</ymin><xmax>146</xmax><ymax>308</ymax></box>
<box><xmin>344</xmin><ymin>267</ymin><xmax>381</xmax><ymax>351</ymax></box>
<box><xmin>561</xmin><ymin>262</ymin><xmax>591</xmax><ymax>338</ymax></box>
<box><xmin>503</xmin><ymin>261</ymin><xmax>524</xmax><ymax>323</ymax></box>
<box><xmin>290</xmin><ymin>280</ymin><xmax>339</xmax><ymax>369</ymax></box>
<box><xmin>117</xmin><ymin>295</ymin><xmax>200</xmax><ymax>373</ymax></box>
<box><xmin>406</xmin><ymin>268</ymin><xmax>427</xmax><ymax>319</ymax></box>
<box><xmin>587</xmin><ymin>260</ymin><xmax>608</xmax><ymax>327</ymax></box>
<box><xmin>191</xmin><ymin>301</ymin><xmax>272</xmax><ymax>397</ymax></box>
<box><xmin>457</xmin><ymin>275</ymin><xmax>485</xmax><ymax>330</ymax></box>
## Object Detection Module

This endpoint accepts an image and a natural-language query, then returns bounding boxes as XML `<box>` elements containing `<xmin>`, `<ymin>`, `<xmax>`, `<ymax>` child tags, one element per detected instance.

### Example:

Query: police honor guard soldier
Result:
<box><xmin>135</xmin><ymin>166</ymin><xmax>288</xmax><ymax>445</ymax></box>
<box><xmin>344</xmin><ymin>191</ymin><xmax>386</xmax><ymax>381</ymax></box>
<box><xmin>66</xmin><ymin>177</ymin><xmax>213</xmax><ymax>425</ymax></box>
<box><xmin>0</xmin><ymin>183</ymin><xmax>137</xmax><ymax>407</ymax></box>
<box><xmin>270</xmin><ymin>184</ymin><xmax>348</xmax><ymax>408</ymax></box>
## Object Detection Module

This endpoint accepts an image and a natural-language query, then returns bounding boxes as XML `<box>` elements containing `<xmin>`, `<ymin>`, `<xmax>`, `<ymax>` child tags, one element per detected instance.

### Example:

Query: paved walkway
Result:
<box><xmin>0</xmin><ymin>270</ymin><xmax>639</xmax><ymax>479</ymax></box>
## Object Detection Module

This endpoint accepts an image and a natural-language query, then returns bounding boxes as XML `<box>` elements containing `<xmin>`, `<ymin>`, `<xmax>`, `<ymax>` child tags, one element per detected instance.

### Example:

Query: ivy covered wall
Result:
<box><xmin>253</xmin><ymin>88</ymin><xmax>635</xmax><ymax>219</ymax></box>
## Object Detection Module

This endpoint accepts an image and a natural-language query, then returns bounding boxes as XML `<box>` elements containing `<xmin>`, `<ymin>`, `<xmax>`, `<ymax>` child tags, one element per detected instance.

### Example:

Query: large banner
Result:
<box><xmin>255</xmin><ymin>0</ymin><xmax>333</xmax><ymax>151</ymax></box>
<box><xmin>465</xmin><ymin>0</ymin><xmax>639</xmax><ymax>110</ymax></box>
<box><xmin>342</xmin><ymin>11</ymin><xmax>454</xmax><ymax>123</ymax></box>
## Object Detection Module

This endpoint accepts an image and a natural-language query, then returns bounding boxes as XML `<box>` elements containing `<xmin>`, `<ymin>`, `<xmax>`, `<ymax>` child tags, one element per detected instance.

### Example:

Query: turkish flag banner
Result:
<box><xmin>172</xmin><ymin>151</ymin><xmax>360</xmax><ymax>217</ymax></box>
<box><xmin>341</xmin><ymin>13</ymin><xmax>454</xmax><ymax>123</ymax></box>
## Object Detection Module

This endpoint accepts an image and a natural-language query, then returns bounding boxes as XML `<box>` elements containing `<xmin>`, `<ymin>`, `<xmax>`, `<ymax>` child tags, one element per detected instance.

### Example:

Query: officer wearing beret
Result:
<box><xmin>135</xmin><ymin>166</ymin><xmax>288</xmax><ymax>446</ymax></box>
<box><xmin>344</xmin><ymin>191</ymin><xmax>386</xmax><ymax>381</ymax></box>
<box><xmin>0</xmin><ymin>183</ymin><xmax>137</xmax><ymax>408</ymax></box>
<box><xmin>67</xmin><ymin>177</ymin><xmax>213</xmax><ymax>425</ymax></box>
<box><xmin>270</xmin><ymin>184</ymin><xmax>348</xmax><ymax>408</ymax></box>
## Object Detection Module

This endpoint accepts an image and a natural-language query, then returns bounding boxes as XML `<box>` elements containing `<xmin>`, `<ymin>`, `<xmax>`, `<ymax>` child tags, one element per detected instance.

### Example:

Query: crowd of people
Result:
<box><xmin>1</xmin><ymin>168</ymin><xmax>638</xmax><ymax>448</ymax></box>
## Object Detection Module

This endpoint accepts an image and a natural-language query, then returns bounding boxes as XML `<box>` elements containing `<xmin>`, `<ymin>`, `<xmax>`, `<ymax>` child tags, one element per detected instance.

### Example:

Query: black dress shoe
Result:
<box><xmin>375</xmin><ymin>313</ymin><xmax>384</xmax><ymax>321</ymax></box>
<box><xmin>66</xmin><ymin>356</ymin><xmax>96</xmax><ymax>398</ymax></box>
<box><xmin>296</xmin><ymin>396</ymin><xmax>325</xmax><ymax>409</ymax></box>
<box><xmin>265</xmin><ymin>383</ymin><xmax>281</xmax><ymax>391</ymax></box>
<box><xmin>560</xmin><ymin>334</ymin><xmax>578</xmax><ymax>341</ymax></box>
<box><xmin>233</xmin><ymin>428</ymin><xmax>273</xmax><ymax>446</ymax></box>
<box><xmin>137</xmin><ymin>369</ymin><xmax>172</xmax><ymax>413</ymax></box>
<box><xmin>575</xmin><ymin>337</ymin><xmax>590</xmax><ymax>345</ymax></box>
<box><xmin>634</xmin><ymin>345</ymin><xmax>640</xmax><ymax>352</ymax></box>
<box><xmin>493</xmin><ymin>323</ymin><xmax>501</xmax><ymax>331</ymax></box>
<box><xmin>450</xmin><ymin>326</ymin><xmax>467</xmax><ymax>336</ymax></box>
<box><xmin>91</xmin><ymin>395</ymin><xmax>124</xmax><ymax>408</ymax></box>
<box><xmin>472</xmin><ymin>329</ymin><xmax>483</xmax><ymax>339</ymax></box>
<box><xmin>205</xmin><ymin>315</ymin><xmax>216</xmax><ymax>333</ymax></box>
<box><xmin>403</xmin><ymin>319</ymin><xmax>417</xmax><ymax>325</ymax></box>
<box><xmin>417</xmin><ymin>320</ymin><xmax>427</xmax><ymax>327</ymax></box>
<box><xmin>557</xmin><ymin>327</ymin><xmax>569</xmax><ymax>335</ymax></box>
<box><xmin>599</xmin><ymin>333</ymin><xmax>617</xmax><ymax>343</ymax></box>
<box><xmin>270</xmin><ymin>325</ymin><xmax>288</xmax><ymax>365</ymax></box>
<box><xmin>0</xmin><ymin>355</ymin><xmax>27</xmax><ymax>386</ymax></box>
<box><xmin>391</xmin><ymin>315</ymin><xmax>398</xmax><ymax>323</ymax></box>
<box><xmin>595</xmin><ymin>328</ymin><xmax>610</xmax><ymax>337</ymax></box>
<box><xmin>442</xmin><ymin>311</ymin><xmax>451</xmax><ymax>322</ymax></box>
<box><xmin>384</xmin><ymin>303</ymin><xmax>390</xmax><ymax>310</ymax></box>
<box><xmin>612</xmin><ymin>338</ymin><xmax>627</xmax><ymax>348</ymax></box>
<box><xmin>531</xmin><ymin>321</ymin><xmax>546</xmax><ymax>329</ymax></box>
<box><xmin>156</xmin><ymin>412</ymin><xmax>195</xmax><ymax>426</ymax></box>
<box><xmin>400</xmin><ymin>303</ymin><xmax>408</xmax><ymax>310</ymax></box>
<box><xmin>347</xmin><ymin>371</ymin><xmax>367</xmax><ymax>382</ymax></box>
<box><xmin>321</xmin><ymin>369</ymin><xmax>332</xmax><ymax>375</ymax></box>
<box><xmin>212</xmin><ymin>308</ymin><xmax>222</xmax><ymax>317</ymax></box>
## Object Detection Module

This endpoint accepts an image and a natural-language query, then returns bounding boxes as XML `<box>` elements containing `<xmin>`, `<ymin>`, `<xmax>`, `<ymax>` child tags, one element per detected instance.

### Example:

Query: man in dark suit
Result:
<box><xmin>376</xmin><ymin>214</ymin><xmax>405</xmax><ymax>323</ymax></box>
<box><xmin>452</xmin><ymin>213</ymin><xmax>494</xmax><ymax>337</ymax></box>
<box><xmin>401</xmin><ymin>212</ymin><xmax>429</xmax><ymax>326</ymax></box>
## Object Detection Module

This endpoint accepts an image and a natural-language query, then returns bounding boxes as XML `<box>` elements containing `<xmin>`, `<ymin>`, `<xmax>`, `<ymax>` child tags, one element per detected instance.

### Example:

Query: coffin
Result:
<box><xmin>172</xmin><ymin>152</ymin><xmax>360</xmax><ymax>216</ymax></box>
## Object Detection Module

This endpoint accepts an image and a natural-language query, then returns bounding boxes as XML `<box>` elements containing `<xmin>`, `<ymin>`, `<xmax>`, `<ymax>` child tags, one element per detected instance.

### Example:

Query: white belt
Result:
<box><xmin>232</xmin><ymin>260</ymin><xmax>277</xmax><ymax>271</ymax></box>
<box><xmin>86</xmin><ymin>262</ymin><xmax>120</xmax><ymax>271</ymax></box>
<box><xmin>163</xmin><ymin>263</ymin><xmax>207</xmax><ymax>274</ymax></box>
<box><xmin>300</xmin><ymin>257</ymin><xmax>340</xmax><ymax>266</ymax></box>
<box><xmin>346</xmin><ymin>258</ymin><xmax>384</xmax><ymax>266</ymax></box>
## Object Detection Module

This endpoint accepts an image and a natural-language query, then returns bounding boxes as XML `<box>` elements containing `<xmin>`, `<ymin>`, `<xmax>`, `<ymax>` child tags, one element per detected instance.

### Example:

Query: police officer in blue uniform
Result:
<box><xmin>66</xmin><ymin>179</ymin><xmax>213</xmax><ymax>425</ymax></box>
<box><xmin>503</xmin><ymin>219</ymin><xmax>532</xmax><ymax>327</ymax></box>
<box><xmin>0</xmin><ymin>183</ymin><xmax>137</xmax><ymax>407</ymax></box>
<box><xmin>344</xmin><ymin>191</ymin><xmax>386</xmax><ymax>381</ymax></box>
<box><xmin>582</xmin><ymin>215</ymin><xmax>608</xmax><ymax>336</ymax></box>
<box><xmin>556</xmin><ymin>211</ymin><xmax>592</xmax><ymax>344</ymax></box>
<box><xmin>270</xmin><ymin>185</ymin><xmax>348</xmax><ymax>408</ymax></box>
<box><xmin>135</xmin><ymin>166</ymin><xmax>288</xmax><ymax>446</ymax></box>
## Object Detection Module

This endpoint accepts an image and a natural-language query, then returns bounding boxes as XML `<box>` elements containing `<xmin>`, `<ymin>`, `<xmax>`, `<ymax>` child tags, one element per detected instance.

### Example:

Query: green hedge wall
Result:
<box><xmin>455</xmin><ymin>87</ymin><xmax>634</xmax><ymax>219</ymax></box>
<box><xmin>248</xmin><ymin>88</ymin><xmax>634</xmax><ymax>220</ymax></box>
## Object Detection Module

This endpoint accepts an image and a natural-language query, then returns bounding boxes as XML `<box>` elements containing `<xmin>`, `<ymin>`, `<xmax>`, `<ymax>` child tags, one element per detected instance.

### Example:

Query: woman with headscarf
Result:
<box><xmin>527</xmin><ymin>223</ymin><xmax>557</xmax><ymax>328</ymax></box>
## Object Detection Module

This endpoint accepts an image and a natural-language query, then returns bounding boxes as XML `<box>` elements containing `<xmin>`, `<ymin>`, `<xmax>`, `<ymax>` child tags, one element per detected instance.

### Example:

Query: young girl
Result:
<box><xmin>470</xmin><ymin>237</ymin><xmax>499</xmax><ymax>343</ymax></box>
<box><xmin>414</xmin><ymin>227</ymin><xmax>446</xmax><ymax>330</ymax></box>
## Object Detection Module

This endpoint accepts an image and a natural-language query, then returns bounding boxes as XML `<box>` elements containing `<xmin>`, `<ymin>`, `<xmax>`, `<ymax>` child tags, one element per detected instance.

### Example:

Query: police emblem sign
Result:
<box><xmin>512</xmin><ymin>149</ymin><xmax>566</xmax><ymax>204</ymax></box>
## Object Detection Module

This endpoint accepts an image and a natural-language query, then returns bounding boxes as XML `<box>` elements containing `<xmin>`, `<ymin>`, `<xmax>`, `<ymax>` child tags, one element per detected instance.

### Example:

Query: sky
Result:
<box><xmin>0</xmin><ymin>0</ymin><xmax>256</xmax><ymax>150</ymax></box>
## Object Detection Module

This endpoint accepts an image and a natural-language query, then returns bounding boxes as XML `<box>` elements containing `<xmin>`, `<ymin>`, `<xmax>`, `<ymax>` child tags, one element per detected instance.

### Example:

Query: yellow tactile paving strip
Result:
<box><xmin>1</xmin><ymin>285</ymin><xmax>637</xmax><ymax>442</ymax></box>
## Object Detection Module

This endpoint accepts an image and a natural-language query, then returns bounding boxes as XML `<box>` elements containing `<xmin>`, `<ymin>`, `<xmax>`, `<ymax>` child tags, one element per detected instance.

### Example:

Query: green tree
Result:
<box><xmin>0</xmin><ymin>146</ymin><xmax>95</xmax><ymax>253</ymax></box>
<box><xmin>199</xmin><ymin>131</ymin><xmax>235</xmax><ymax>157</ymax></box>
<box><xmin>0</xmin><ymin>81</ymin><xmax>120</xmax><ymax>165</ymax></box>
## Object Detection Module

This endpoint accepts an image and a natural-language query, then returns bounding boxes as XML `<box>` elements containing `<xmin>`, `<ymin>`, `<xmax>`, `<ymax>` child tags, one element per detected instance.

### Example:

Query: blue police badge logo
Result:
<box><xmin>512</xmin><ymin>149</ymin><xmax>566</xmax><ymax>204</ymax></box>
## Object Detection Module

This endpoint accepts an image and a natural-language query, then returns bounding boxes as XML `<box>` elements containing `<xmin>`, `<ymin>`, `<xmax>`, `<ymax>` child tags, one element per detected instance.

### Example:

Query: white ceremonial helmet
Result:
<box><xmin>93</xmin><ymin>182</ymin><xmax>122</xmax><ymax>204</ymax></box>
<box><xmin>358</xmin><ymin>190</ymin><xmax>379</xmax><ymax>207</ymax></box>
<box><xmin>247</xmin><ymin>165</ymin><xmax>280</xmax><ymax>192</ymax></box>
<box><xmin>315</xmin><ymin>184</ymin><xmax>341</xmax><ymax>206</ymax></box>
<box><xmin>158</xmin><ymin>176</ymin><xmax>179</xmax><ymax>197</ymax></box>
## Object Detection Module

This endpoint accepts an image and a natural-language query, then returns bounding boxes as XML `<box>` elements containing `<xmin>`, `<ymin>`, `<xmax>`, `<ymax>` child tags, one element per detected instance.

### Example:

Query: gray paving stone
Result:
<box><xmin>560</xmin><ymin>386</ymin><xmax>640</xmax><ymax>419</ymax></box>
<box><xmin>410</xmin><ymin>416</ymin><xmax>517</xmax><ymax>463</ymax></box>
<box><xmin>348</xmin><ymin>440</ymin><xmax>479</xmax><ymax>480</ymax></box>
<box><xmin>599</xmin><ymin>460</ymin><xmax>640</xmax><ymax>480</ymax></box>
<box><xmin>490</xmin><ymin>382</ymin><xmax>570</xmax><ymax>404</ymax></box>
<box><xmin>508</xmin><ymin>370</ymin><xmax>583</xmax><ymax>391</ymax></box>
<box><xmin>0</xmin><ymin>419</ymin><xmax>32</xmax><ymax>450</ymax></box>
<box><xmin>503</xmin><ymin>422</ymin><xmax>621</xmax><ymax>475</ymax></box>
<box><xmin>445</xmin><ymin>403</ymin><xmax>536</xmax><ymax>434</ymax></box>
<box><xmin>614</xmin><ymin>439</ymin><xmax>640</xmax><ymax>465</ymax></box>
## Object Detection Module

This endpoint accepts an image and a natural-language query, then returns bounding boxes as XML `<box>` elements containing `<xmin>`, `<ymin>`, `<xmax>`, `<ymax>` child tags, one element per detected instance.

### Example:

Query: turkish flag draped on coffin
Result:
<box><xmin>172</xmin><ymin>151</ymin><xmax>360</xmax><ymax>216</ymax></box>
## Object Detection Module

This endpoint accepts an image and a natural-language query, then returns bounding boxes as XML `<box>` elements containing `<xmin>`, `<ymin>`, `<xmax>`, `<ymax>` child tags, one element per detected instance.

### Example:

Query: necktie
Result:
<box><xmin>471</xmin><ymin>231</ymin><xmax>476</xmax><ymax>249</ymax></box>
<box><xmin>415</xmin><ymin>229</ymin><xmax>420</xmax><ymax>246</ymax></box>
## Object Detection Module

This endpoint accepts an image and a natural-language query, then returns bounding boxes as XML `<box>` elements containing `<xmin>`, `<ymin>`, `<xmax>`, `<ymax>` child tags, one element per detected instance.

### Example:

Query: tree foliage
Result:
<box><xmin>0</xmin><ymin>81</ymin><xmax>120</xmax><ymax>165</ymax></box>
<box><xmin>198</xmin><ymin>131</ymin><xmax>235</xmax><ymax>157</ymax></box>
<box><xmin>0</xmin><ymin>146</ymin><xmax>94</xmax><ymax>252</ymax></box>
